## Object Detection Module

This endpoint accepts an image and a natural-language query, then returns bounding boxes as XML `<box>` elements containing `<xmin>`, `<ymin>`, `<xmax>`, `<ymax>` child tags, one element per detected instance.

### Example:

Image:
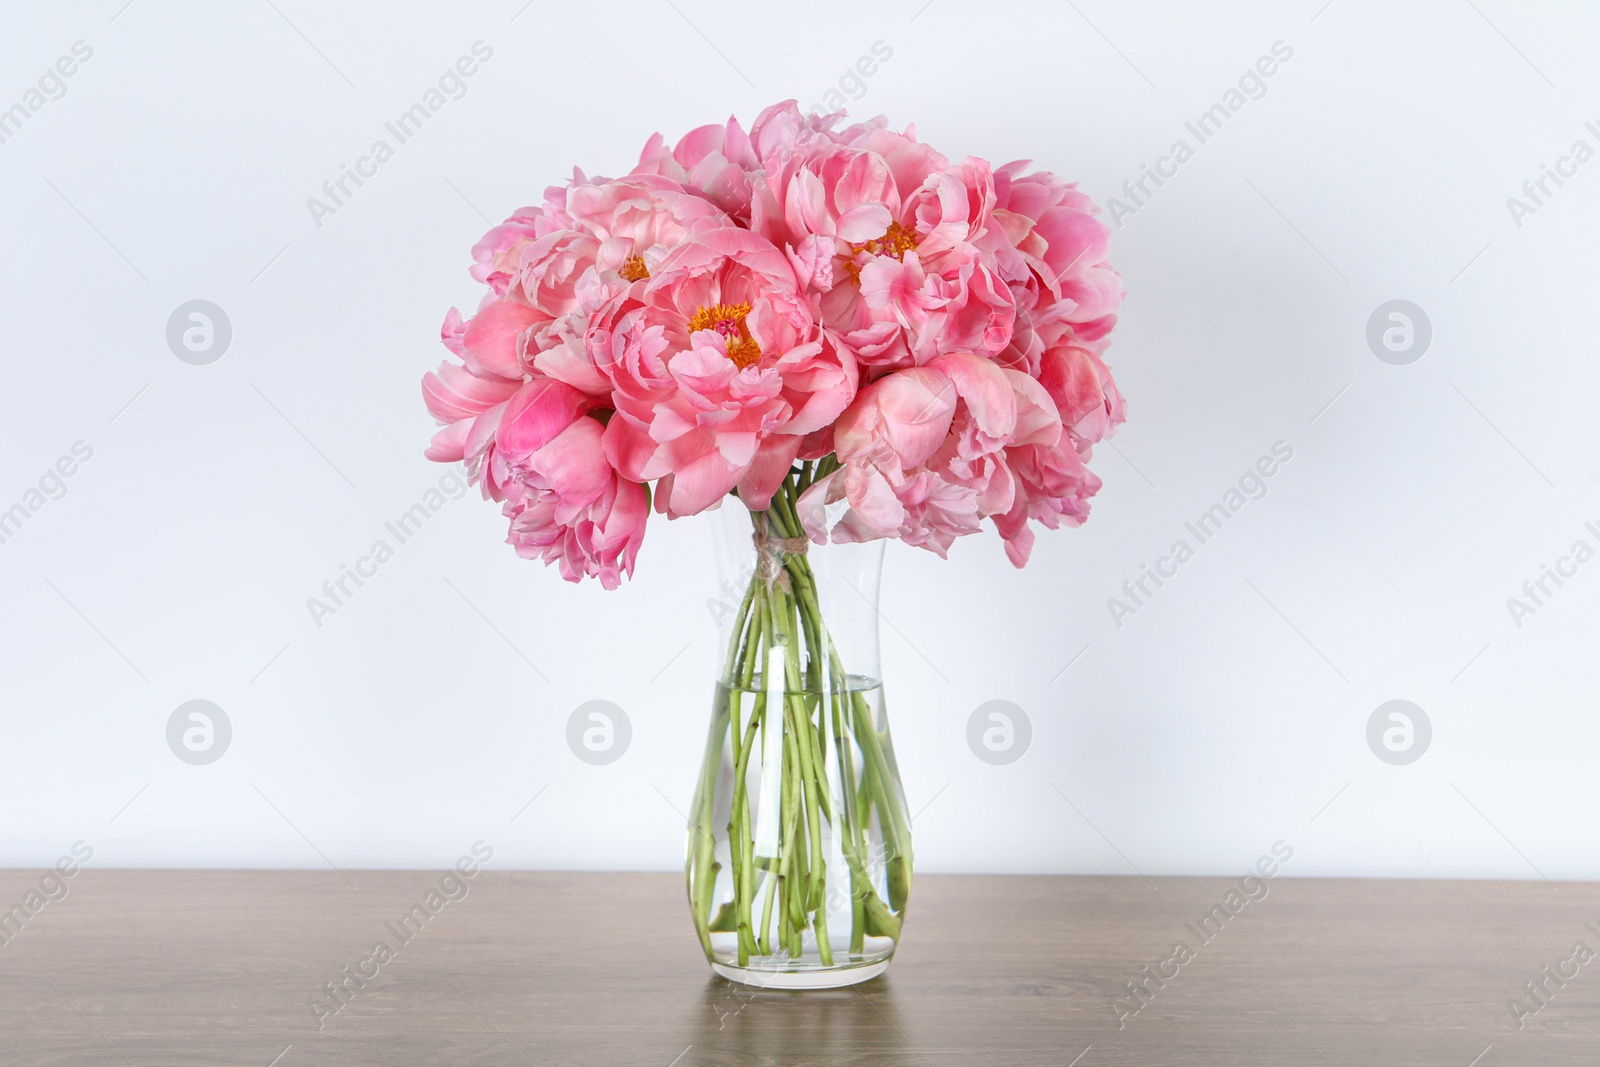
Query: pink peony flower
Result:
<box><xmin>632</xmin><ymin>101</ymin><xmax>843</xmax><ymax>222</ymax></box>
<box><xmin>1038</xmin><ymin>341</ymin><xmax>1126</xmax><ymax>451</ymax></box>
<box><xmin>457</xmin><ymin>297</ymin><xmax>541</xmax><ymax>381</ymax></box>
<box><xmin>564</xmin><ymin>173</ymin><xmax>727</xmax><ymax>285</ymax></box>
<box><xmin>746</xmin><ymin>129</ymin><xmax>1016</xmax><ymax>370</ymax></box>
<box><xmin>480</xmin><ymin>377</ymin><xmax>597</xmax><ymax>500</ymax></box>
<box><xmin>797</xmin><ymin>352</ymin><xmax>1042</xmax><ymax>556</ymax></box>
<box><xmin>992</xmin><ymin>437</ymin><xmax>1102</xmax><ymax>567</ymax></box>
<box><xmin>443</xmin><ymin>175</ymin><xmax>736</xmax><ymax>389</ymax></box>
<box><xmin>502</xmin><ymin>416</ymin><xmax>648</xmax><ymax>589</ymax></box>
<box><xmin>992</xmin><ymin>162</ymin><xmax>1124</xmax><ymax>367</ymax></box>
<box><xmin>420</xmin><ymin>357</ymin><xmax>521</xmax><ymax>463</ymax></box>
<box><xmin>600</xmin><ymin>225</ymin><xmax>856</xmax><ymax>517</ymax></box>
<box><xmin>469</xmin><ymin>184</ymin><xmax>573</xmax><ymax>296</ymax></box>
<box><xmin>749</xmin><ymin>141</ymin><xmax>900</xmax><ymax>255</ymax></box>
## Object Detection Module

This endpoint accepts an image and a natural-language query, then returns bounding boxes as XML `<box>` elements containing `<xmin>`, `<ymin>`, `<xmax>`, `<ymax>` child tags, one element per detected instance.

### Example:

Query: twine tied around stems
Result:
<box><xmin>751</xmin><ymin>525</ymin><xmax>808</xmax><ymax>590</ymax></box>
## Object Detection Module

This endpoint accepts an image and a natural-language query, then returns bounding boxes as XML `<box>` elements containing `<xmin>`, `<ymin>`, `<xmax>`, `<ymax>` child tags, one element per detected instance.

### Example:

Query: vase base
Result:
<box><xmin>711</xmin><ymin>958</ymin><xmax>890</xmax><ymax>990</ymax></box>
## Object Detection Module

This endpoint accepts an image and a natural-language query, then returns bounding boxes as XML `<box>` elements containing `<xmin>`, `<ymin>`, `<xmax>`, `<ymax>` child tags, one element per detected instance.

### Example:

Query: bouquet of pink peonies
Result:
<box><xmin>422</xmin><ymin>100</ymin><xmax>1123</xmax><ymax>585</ymax></box>
<box><xmin>421</xmin><ymin>100</ymin><xmax>1124</xmax><ymax>986</ymax></box>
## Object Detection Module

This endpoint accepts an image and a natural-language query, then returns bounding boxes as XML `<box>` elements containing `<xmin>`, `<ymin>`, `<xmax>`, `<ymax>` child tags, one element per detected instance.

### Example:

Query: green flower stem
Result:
<box><xmin>779</xmin><ymin>588</ymin><xmax>827</xmax><ymax>914</ymax></box>
<box><xmin>691</xmin><ymin>468</ymin><xmax>910</xmax><ymax>966</ymax></box>
<box><xmin>733</xmin><ymin>595</ymin><xmax>768</xmax><ymax>963</ymax></box>
<box><xmin>757</xmin><ymin>859</ymin><xmax>777</xmax><ymax>957</ymax></box>
<box><xmin>688</xmin><ymin>726</ymin><xmax>720</xmax><ymax>955</ymax></box>
<box><xmin>777</xmin><ymin>715</ymin><xmax>798</xmax><ymax>948</ymax></box>
<box><xmin>691</xmin><ymin>577</ymin><xmax>759</xmax><ymax>956</ymax></box>
<box><xmin>778</xmin><ymin>551</ymin><xmax>842</xmax><ymax>961</ymax></box>
<box><xmin>770</xmin><ymin>480</ymin><xmax>905</xmax><ymax>942</ymax></box>
<box><xmin>781</xmin><ymin>552</ymin><xmax>912</xmax><ymax>884</ymax></box>
<box><xmin>831</xmin><ymin>692</ymin><xmax>867</xmax><ymax>954</ymax></box>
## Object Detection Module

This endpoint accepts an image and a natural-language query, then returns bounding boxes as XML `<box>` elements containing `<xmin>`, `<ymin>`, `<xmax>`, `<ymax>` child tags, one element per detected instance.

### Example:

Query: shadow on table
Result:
<box><xmin>689</xmin><ymin>976</ymin><xmax>916</xmax><ymax>1063</ymax></box>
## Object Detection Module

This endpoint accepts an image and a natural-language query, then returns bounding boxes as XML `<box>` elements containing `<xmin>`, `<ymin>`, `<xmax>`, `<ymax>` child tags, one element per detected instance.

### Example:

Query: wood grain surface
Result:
<box><xmin>0</xmin><ymin>870</ymin><xmax>1595</xmax><ymax>1065</ymax></box>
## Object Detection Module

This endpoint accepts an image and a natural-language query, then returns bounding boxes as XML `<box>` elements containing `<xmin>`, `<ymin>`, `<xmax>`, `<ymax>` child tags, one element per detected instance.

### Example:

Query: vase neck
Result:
<box><xmin>713</xmin><ymin>500</ymin><xmax>885</xmax><ymax>689</ymax></box>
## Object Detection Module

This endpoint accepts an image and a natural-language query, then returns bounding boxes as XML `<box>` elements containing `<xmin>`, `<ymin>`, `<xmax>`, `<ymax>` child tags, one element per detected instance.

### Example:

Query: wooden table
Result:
<box><xmin>1</xmin><ymin>870</ymin><xmax>1594</xmax><ymax>1065</ymax></box>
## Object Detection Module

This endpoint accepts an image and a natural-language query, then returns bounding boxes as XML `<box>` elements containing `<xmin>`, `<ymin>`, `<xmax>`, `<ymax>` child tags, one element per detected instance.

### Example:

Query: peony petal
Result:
<box><xmin>529</xmin><ymin>418</ymin><xmax>612</xmax><ymax>517</ymax></box>
<box><xmin>462</xmin><ymin>300</ymin><xmax>541</xmax><ymax>380</ymax></box>
<box><xmin>422</xmin><ymin>362</ymin><xmax>521</xmax><ymax>423</ymax></box>
<box><xmin>1001</xmin><ymin>368</ymin><xmax>1063</xmax><ymax>448</ymax></box>
<box><xmin>603</xmin><ymin>414</ymin><xmax>667</xmax><ymax>482</ymax></box>
<box><xmin>868</xmin><ymin>369</ymin><xmax>958</xmax><ymax>468</ymax></box>
<box><xmin>734</xmin><ymin>435</ymin><xmax>802</xmax><ymax>510</ymax></box>
<box><xmin>424</xmin><ymin>420</ymin><xmax>473</xmax><ymax>462</ymax></box>
<box><xmin>842</xmin><ymin>463</ymin><xmax>905</xmax><ymax>537</ymax></box>
<box><xmin>496</xmin><ymin>379</ymin><xmax>589</xmax><ymax>457</ymax></box>
<box><xmin>657</xmin><ymin>449</ymin><xmax>740</xmax><ymax>517</ymax></box>
<box><xmin>440</xmin><ymin>308</ymin><xmax>467</xmax><ymax>356</ymax></box>
<box><xmin>674</xmin><ymin>123</ymin><xmax>726</xmax><ymax>168</ymax></box>
<box><xmin>836</xmin><ymin>203</ymin><xmax>893</xmax><ymax>243</ymax></box>
<box><xmin>927</xmin><ymin>352</ymin><xmax>1016</xmax><ymax>438</ymax></box>
<box><xmin>717</xmin><ymin>431</ymin><xmax>760</xmax><ymax>468</ymax></box>
<box><xmin>463</xmin><ymin>401</ymin><xmax>507</xmax><ymax>464</ymax></box>
<box><xmin>796</xmin><ymin>468</ymin><xmax>848</xmax><ymax>543</ymax></box>
<box><xmin>532</xmin><ymin>339</ymin><xmax>614</xmax><ymax>398</ymax></box>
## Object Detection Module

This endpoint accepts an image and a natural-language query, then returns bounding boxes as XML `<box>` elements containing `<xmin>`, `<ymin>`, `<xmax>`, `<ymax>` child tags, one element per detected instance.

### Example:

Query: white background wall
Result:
<box><xmin>3</xmin><ymin>0</ymin><xmax>1597</xmax><ymax>880</ymax></box>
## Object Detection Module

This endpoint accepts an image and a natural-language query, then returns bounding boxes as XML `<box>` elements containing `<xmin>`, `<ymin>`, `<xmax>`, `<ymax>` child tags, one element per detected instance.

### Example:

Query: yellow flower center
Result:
<box><xmin>619</xmin><ymin>255</ymin><xmax>650</xmax><ymax>282</ymax></box>
<box><xmin>686</xmin><ymin>301</ymin><xmax>762</xmax><ymax>368</ymax></box>
<box><xmin>844</xmin><ymin>220</ymin><xmax>919</xmax><ymax>282</ymax></box>
<box><xmin>851</xmin><ymin>220</ymin><xmax>919</xmax><ymax>259</ymax></box>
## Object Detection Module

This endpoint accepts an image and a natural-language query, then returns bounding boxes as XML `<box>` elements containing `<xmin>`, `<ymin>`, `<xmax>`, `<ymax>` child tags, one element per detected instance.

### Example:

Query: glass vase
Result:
<box><xmin>686</xmin><ymin>495</ymin><xmax>912</xmax><ymax>989</ymax></box>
